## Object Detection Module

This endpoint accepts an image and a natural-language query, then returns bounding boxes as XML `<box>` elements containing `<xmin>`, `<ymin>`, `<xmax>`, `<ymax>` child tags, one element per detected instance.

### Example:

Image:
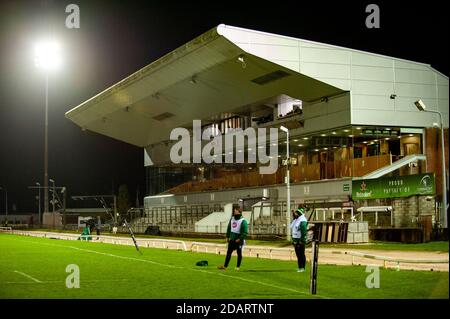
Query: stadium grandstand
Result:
<box><xmin>66</xmin><ymin>24</ymin><xmax>449</xmax><ymax>243</ymax></box>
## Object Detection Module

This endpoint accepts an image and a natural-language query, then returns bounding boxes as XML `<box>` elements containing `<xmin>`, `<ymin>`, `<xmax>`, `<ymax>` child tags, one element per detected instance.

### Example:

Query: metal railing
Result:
<box><xmin>10</xmin><ymin>230</ymin><xmax>187</xmax><ymax>251</ymax></box>
<box><xmin>135</xmin><ymin>204</ymin><xmax>222</xmax><ymax>232</ymax></box>
<box><xmin>329</xmin><ymin>250</ymin><xmax>449</xmax><ymax>270</ymax></box>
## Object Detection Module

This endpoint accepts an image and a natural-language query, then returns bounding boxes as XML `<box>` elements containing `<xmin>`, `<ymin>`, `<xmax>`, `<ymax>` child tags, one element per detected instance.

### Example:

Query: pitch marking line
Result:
<box><xmin>13</xmin><ymin>237</ymin><xmax>326</xmax><ymax>298</ymax></box>
<box><xmin>13</xmin><ymin>270</ymin><xmax>42</xmax><ymax>283</ymax></box>
<box><xmin>192</xmin><ymin>268</ymin><xmax>318</xmax><ymax>297</ymax></box>
<box><xmin>68</xmin><ymin>245</ymin><xmax>320</xmax><ymax>297</ymax></box>
<box><xmin>4</xmin><ymin>279</ymin><xmax>140</xmax><ymax>285</ymax></box>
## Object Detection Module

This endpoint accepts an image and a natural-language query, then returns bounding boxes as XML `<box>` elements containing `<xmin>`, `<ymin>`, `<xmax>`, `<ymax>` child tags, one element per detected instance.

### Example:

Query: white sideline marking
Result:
<box><xmin>14</xmin><ymin>237</ymin><xmax>323</xmax><ymax>298</ymax></box>
<box><xmin>5</xmin><ymin>279</ymin><xmax>134</xmax><ymax>285</ymax></box>
<box><xmin>192</xmin><ymin>268</ymin><xmax>309</xmax><ymax>295</ymax></box>
<box><xmin>13</xmin><ymin>270</ymin><xmax>42</xmax><ymax>283</ymax></box>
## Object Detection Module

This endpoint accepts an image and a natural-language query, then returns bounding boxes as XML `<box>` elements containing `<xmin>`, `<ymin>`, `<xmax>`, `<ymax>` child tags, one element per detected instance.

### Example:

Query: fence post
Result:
<box><xmin>310</xmin><ymin>240</ymin><xmax>319</xmax><ymax>295</ymax></box>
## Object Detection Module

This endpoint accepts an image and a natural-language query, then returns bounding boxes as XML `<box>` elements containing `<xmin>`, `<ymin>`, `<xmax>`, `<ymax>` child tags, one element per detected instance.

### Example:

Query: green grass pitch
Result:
<box><xmin>0</xmin><ymin>234</ymin><xmax>448</xmax><ymax>299</ymax></box>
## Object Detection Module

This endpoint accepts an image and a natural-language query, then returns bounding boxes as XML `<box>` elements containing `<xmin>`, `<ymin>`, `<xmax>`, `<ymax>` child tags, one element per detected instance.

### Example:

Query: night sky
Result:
<box><xmin>0</xmin><ymin>0</ymin><xmax>448</xmax><ymax>213</ymax></box>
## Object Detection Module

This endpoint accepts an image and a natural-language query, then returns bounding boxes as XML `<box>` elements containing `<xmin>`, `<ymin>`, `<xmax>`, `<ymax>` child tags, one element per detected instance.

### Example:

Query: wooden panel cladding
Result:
<box><xmin>166</xmin><ymin>154</ymin><xmax>392</xmax><ymax>194</ymax></box>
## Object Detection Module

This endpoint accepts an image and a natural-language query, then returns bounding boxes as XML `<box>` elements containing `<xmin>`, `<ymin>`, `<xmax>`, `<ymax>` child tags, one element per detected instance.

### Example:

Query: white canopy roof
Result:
<box><xmin>66</xmin><ymin>24</ymin><xmax>448</xmax><ymax>147</ymax></box>
<box><xmin>65</xmin><ymin>25</ymin><xmax>344</xmax><ymax>147</ymax></box>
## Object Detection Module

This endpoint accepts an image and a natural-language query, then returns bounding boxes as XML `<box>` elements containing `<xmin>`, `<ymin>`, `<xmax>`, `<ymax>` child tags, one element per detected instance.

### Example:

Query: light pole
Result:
<box><xmin>415</xmin><ymin>99</ymin><xmax>448</xmax><ymax>228</ymax></box>
<box><xmin>0</xmin><ymin>187</ymin><xmax>7</xmax><ymax>225</ymax></box>
<box><xmin>61</xmin><ymin>187</ymin><xmax>66</xmax><ymax>229</ymax></box>
<box><xmin>34</xmin><ymin>40</ymin><xmax>61</xmax><ymax>217</ymax></box>
<box><xmin>280</xmin><ymin>126</ymin><xmax>291</xmax><ymax>240</ymax></box>
<box><xmin>49</xmin><ymin>178</ymin><xmax>56</xmax><ymax>213</ymax></box>
<box><xmin>36</xmin><ymin>182</ymin><xmax>41</xmax><ymax>227</ymax></box>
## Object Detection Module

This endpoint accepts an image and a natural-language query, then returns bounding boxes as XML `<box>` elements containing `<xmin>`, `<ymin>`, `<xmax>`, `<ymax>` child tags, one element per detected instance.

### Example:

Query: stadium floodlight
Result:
<box><xmin>49</xmin><ymin>179</ymin><xmax>56</xmax><ymax>213</ymax></box>
<box><xmin>34</xmin><ymin>40</ymin><xmax>62</xmax><ymax>217</ymax></box>
<box><xmin>34</xmin><ymin>40</ymin><xmax>62</xmax><ymax>71</ymax></box>
<box><xmin>146</xmin><ymin>194</ymin><xmax>175</xmax><ymax>199</ymax></box>
<box><xmin>0</xmin><ymin>187</ymin><xmax>7</xmax><ymax>223</ymax></box>
<box><xmin>237</xmin><ymin>54</ymin><xmax>246</xmax><ymax>68</ymax></box>
<box><xmin>36</xmin><ymin>182</ymin><xmax>41</xmax><ymax>227</ymax></box>
<box><xmin>414</xmin><ymin>99</ymin><xmax>426</xmax><ymax>111</ymax></box>
<box><xmin>279</xmin><ymin>126</ymin><xmax>291</xmax><ymax>240</ymax></box>
<box><xmin>280</xmin><ymin>125</ymin><xmax>289</xmax><ymax>133</ymax></box>
<box><xmin>414</xmin><ymin>99</ymin><xmax>447</xmax><ymax>228</ymax></box>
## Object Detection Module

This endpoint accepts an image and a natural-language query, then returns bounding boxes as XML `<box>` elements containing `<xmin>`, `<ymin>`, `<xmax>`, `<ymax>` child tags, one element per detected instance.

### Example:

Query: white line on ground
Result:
<box><xmin>5</xmin><ymin>282</ymin><xmax>41</xmax><ymax>284</ymax></box>
<box><xmin>192</xmin><ymin>268</ymin><xmax>313</xmax><ymax>296</ymax></box>
<box><xmin>63</xmin><ymin>245</ymin><xmax>311</xmax><ymax>295</ymax></box>
<box><xmin>5</xmin><ymin>279</ymin><xmax>134</xmax><ymax>285</ymax></box>
<box><xmin>13</xmin><ymin>270</ymin><xmax>42</xmax><ymax>283</ymax></box>
<box><xmin>12</xmin><ymin>237</ymin><xmax>324</xmax><ymax>298</ymax></box>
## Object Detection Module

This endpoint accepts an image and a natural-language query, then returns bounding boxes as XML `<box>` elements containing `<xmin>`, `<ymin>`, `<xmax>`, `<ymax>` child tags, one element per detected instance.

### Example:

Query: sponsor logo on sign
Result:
<box><xmin>417</xmin><ymin>175</ymin><xmax>433</xmax><ymax>194</ymax></box>
<box><xmin>356</xmin><ymin>181</ymin><xmax>372</xmax><ymax>198</ymax></box>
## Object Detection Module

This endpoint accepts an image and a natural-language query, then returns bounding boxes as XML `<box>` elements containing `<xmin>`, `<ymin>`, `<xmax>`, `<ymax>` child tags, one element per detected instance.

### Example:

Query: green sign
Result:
<box><xmin>352</xmin><ymin>173</ymin><xmax>435</xmax><ymax>200</ymax></box>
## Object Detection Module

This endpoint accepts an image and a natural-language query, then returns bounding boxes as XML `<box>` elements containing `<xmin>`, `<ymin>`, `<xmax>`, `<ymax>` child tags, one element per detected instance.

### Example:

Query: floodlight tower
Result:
<box><xmin>280</xmin><ymin>126</ymin><xmax>291</xmax><ymax>240</ymax></box>
<box><xmin>34</xmin><ymin>40</ymin><xmax>62</xmax><ymax>216</ymax></box>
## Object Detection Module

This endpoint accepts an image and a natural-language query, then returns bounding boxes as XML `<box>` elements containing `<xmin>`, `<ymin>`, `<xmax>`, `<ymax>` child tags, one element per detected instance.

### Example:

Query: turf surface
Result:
<box><xmin>0</xmin><ymin>234</ymin><xmax>447</xmax><ymax>299</ymax></box>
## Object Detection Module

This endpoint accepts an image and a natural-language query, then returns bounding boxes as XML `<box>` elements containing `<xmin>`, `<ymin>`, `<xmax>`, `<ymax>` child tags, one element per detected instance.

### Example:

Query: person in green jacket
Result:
<box><xmin>78</xmin><ymin>225</ymin><xmax>92</xmax><ymax>241</ymax></box>
<box><xmin>290</xmin><ymin>207</ymin><xmax>308</xmax><ymax>272</ymax></box>
<box><xmin>218</xmin><ymin>206</ymin><xmax>248</xmax><ymax>271</ymax></box>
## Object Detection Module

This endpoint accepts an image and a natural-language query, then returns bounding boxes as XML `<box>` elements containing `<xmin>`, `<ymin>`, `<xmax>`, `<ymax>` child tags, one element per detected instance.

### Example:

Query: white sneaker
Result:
<box><xmin>297</xmin><ymin>268</ymin><xmax>305</xmax><ymax>272</ymax></box>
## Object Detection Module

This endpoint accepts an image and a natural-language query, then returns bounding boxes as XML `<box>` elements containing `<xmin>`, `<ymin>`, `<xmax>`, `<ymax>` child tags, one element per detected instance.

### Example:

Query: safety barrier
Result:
<box><xmin>190</xmin><ymin>242</ymin><xmax>297</xmax><ymax>261</ymax></box>
<box><xmin>329</xmin><ymin>250</ymin><xmax>449</xmax><ymax>270</ymax></box>
<box><xmin>8</xmin><ymin>230</ymin><xmax>187</xmax><ymax>251</ymax></box>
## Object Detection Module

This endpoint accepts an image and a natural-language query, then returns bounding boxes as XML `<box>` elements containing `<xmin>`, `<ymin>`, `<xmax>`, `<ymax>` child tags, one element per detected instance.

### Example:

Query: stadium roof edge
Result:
<box><xmin>217</xmin><ymin>24</ymin><xmax>448</xmax><ymax>78</ymax></box>
<box><xmin>64</xmin><ymin>24</ymin><xmax>447</xmax><ymax>147</ymax></box>
<box><xmin>66</xmin><ymin>23</ymin><xmax>448</xmax><ymax>121</ymax></box>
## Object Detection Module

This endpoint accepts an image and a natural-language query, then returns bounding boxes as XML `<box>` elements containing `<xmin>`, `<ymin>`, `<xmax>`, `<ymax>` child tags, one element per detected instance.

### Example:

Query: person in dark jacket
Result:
<box><xmin>96</xmin><ymin>224</ymin><xmax>101</xmax><ymax>240</ymax></box>
<box><xmin>218</xmin><ymin>206</ymin><xmax>248</xmax><ymax>271</ymax></box>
